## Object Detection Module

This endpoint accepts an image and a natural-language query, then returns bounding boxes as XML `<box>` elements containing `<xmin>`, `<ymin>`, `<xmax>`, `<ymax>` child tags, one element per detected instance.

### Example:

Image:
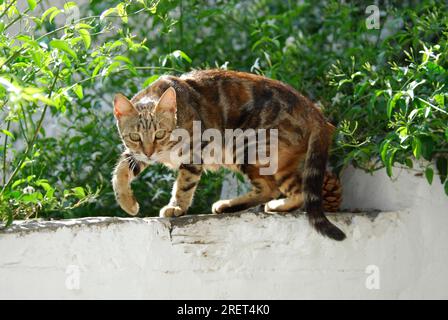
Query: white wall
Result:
<box><xmin>1</xmin><ymin>166</ymin><xmax>447</xmax><ymax>299</ymax></box>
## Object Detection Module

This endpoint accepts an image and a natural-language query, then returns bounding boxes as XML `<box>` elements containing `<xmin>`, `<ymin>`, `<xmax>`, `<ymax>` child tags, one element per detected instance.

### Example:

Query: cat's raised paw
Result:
<box><xmin>160</xmin><ymin>205</ymin><xmax>185</xmax><ymax>218</ymax></box>
<box><xmin>118</xmin><ymin>195</ymin><xmax>139</xmax><ymax>216</ymax></box>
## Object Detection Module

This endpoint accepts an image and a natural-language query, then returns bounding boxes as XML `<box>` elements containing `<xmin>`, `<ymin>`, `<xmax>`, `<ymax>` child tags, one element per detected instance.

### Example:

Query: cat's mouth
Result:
<box><xmin>133</xmin><ymin>153</ymin><xmax>153</xmax><ymax>164</ymax></box>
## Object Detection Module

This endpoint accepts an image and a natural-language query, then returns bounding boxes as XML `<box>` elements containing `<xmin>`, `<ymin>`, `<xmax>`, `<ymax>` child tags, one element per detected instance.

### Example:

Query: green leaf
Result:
<box><xmin>386</xmin><ymin>149</ymin><xmax>397</xmax><ymax>177</ymax></box>
<box><xmin>71</xmin><ymin>187</ymin><xmax>86</xmax><ymax>199</ymax></box>
<box><xmin>107</xmin><ymin>40</ymin><xmax>123</xmax><ymax>51</ymax></box>
<box><xmin>405</xmin><ymin>158</ymin><xmax>413</xmax><ymax>169</ymax></box>
<box><xmin>63</xmin><ymin>1</ymin><xmax>77</xmax><ymax>11</ymax></box>
<box><xmin>49</xmin><ymin>9</ymin><xmax>61</xmax><ymax>23</ymax></box>
<box><xmin>434</xmin><ymin>94</ymin><xmax>445</xmax><ymax>108</ymax></box>
<box><xmin>105</xmin><ymin>61</ymin><xmax>121</xmax><ymax>75</ymax></box>
<box><xmin>1</xmin><ymin>129</ymin><xmax>14</xmax><ymax>140</ymax></box>
<box><xmin>42</xmin><ymin>7</ymin><xmax>61</xmax><ymax>23</ymax></box>
<box><xmin>147</xmin><ymin>0</ymin><xmax>158</xmax><ymax>13</ymax></box>
<box><xmin>380</xmin><ymin>140</ymin><xmax>390</xmax><ymax>163</ymax></box>
<box><xmin>420</xmin><ymin>136</ymin><xmax>434</xmax><ymax>161</ymax></box>
<box><xmin>387</xmin><ymin>92</ymin><xmax>403</xmax><ymax>119</ymax></box>
<box><xmin>27</xmin><ymin>0</ymin><xmax>36</xmax><ymax>11</ymax></box>
<box><xmin>445</xmin><ymin>181</ymin><xmax>448</xmax><ymax>196</ymax></box>
<box><xmin>172</xmin><ymin>50</ymin><xmax>192</xmax><ymax>63</ymax></box>
<box><xmin>75</xmin><ymin>23</ymin><xmax>93</xmax><ymax>29</ymax></box>
<box><xmin>114</xmin><ymin>55</ymin><xmax>132</xmax><ymax>64</ymax></box>
<box><xmin>50</xmin><ymin>39</ymin><xmax>77</xmax><ymax>59</ymax></box>
<box><xmin>412</xmin><ymin>136</ymin><xmax>422</xmax><ymax>159</ymax></box>
<box><xmin>116</xmin><ymin>3</ymin><xmax>128</xmax><ymax>23</ymax></box>
<box><xmin>36</xmin><ymin>180</ymin><xmax>52</xmax><ymax>192</ymax></box>
<box><xmin>425</xmin><ymin>167</ymin><xmax>434</xmax><ymax>185</ymax></box>
<box><xmin>92</xmin><ymin>62</ymin><xmax>103</xmax><ymax>79</ymax></box>
<box><xmin>45</xmin><ymin>188</ymin><xmax>55</xmax><ymax>200</ymax></box>
<box><xmin>436</xmin><ymin>157</ymin><xmax>448</xmax><ymax>184</ymax></box>
<box><xmin>143</xmin><ymin>75</ymin><xmax>160</xmax><ymax>87</ymax></box>
<box><xmin>100</xmin><ymin>7</ymin><xmax>117</xmax><ymax>21</ymax></box>
<box><xmin>21</xmin><ymin>192</ymin><xmax>42</xmax><ymax>203</ymax></box>
<box><xmin>79</xmin><ymin>29</ymin><xmax>91</xmax><ymax>49</ymax></box>
<box><xmin>11</xmin><ymin>178</ymin><xmax>27</xmax><ymax>189</ymax></box>
<box><xmin>408</xmin><ymin>108</ymin><xmax>419</xmax><ymax>120</ymax></box>
<box><xmin>16</xmin><ymin>34</ymin><xmax>37</xmax><ymax>46</ymax></box>
<box><xmin>73</xmin><ymin>84</ymin><xmax>83</xmax><ymax>99</ymax></box>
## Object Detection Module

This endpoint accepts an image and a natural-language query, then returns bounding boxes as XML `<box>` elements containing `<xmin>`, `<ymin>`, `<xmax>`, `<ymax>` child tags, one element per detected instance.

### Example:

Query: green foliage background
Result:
<box><xmin>0</xmin><ymin>0</ymin><xmax>447</xmax><ymax>224</ymax></box>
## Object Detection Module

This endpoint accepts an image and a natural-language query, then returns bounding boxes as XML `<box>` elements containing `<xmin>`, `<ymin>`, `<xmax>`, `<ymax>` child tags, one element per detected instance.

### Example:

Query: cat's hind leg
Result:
<box><xmin>212</xmin><ymin>165</ymin><xmax>280</xmax><ymax>214</ymax></box>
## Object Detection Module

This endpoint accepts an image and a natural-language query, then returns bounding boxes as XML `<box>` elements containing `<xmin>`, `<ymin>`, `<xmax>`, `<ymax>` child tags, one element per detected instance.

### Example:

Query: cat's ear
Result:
<box><xmin>114</xmin><ymin>93</ymin><xmax>137</xmax><ymax>119</ymax></box>
<box><xmin>155</xmin><ymin>87</ymin><xmax>177</xmax><ymax>115</ymax></box>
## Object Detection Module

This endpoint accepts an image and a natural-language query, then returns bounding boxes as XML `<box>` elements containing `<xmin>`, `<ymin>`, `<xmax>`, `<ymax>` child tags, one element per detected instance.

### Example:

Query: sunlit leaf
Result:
<box><xmin>412</xmin><ymin>137</ymin><xmax>422</xmax><ymax>159</ymax></box>
<box><xmin>63</xmin><ymin>1</ymin><xmax>77</xmax><ymax>11</ymax></box>
<box><xmin>73</xmin><ymin>84</ymin><xmax>83</xmax><ymax>99</ymax></box>
<box><xmin>100</xmin><ymin>7</ymin><xmax>117</xmax><ymax>20</ymax></box>
<box><xmin>1</xmin><ymin>129</ymin><xmax>14</xmax><ymax>140</ymax></box>
<box><xmin>26</xmin><ymin>0</ymin><xmax>36</xmax><ymax>11</ymax></box>
<box><xmin>116</xmin><ymin>3</ymin><xmax>128</xmax><ymax>23</ymax></box>
<box><xmin>143</xmin><ymin>75</ymin><xmax>160</xmax><ymax>87</ymax></box>
<box><xmin>71</xmin><ymin>187</ymin><xmax>86</xmax><ymax>199</ymax></box>
<box><xmin>50</xmin><ymin>39</ymin><xmax>77</xmax><ymax>59</ymax></box>
<box><xmin>79</xmin><ymin>29</ymin><xmax>91</xmax><ymax>49</ymax></box>
<box><xmin>172</xmin><ymin>50</ymin><xmax>192</xmax><ymax>63</ymax></box>
<box><xmin>114</xmin><ymin>55</ymin><xmax>132</xmax><ymax>64</ymax></box>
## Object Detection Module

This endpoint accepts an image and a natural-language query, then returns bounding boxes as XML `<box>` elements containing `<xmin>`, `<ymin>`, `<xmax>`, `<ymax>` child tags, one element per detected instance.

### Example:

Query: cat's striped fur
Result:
<box><xmin>112</xmin><ymin>69</ymin><xmax>345</xmax><ymax>241</ymax></box>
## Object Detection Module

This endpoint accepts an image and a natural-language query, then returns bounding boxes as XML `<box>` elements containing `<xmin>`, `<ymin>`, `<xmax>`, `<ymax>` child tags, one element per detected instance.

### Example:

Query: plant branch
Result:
<box><xmin>1</xmin><ymin>67</ymin><xmax>60</xmax><ymax>195</ymax></box>
<box><xmin>3</xmin><ymin>0</ymin><xmax>43</xmax><ymax>30</ymax></box>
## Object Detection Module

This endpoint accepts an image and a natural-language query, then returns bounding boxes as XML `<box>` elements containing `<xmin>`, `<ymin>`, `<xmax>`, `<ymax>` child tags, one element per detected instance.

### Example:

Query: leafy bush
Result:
<box><xmin>326</xmin><ymin>2</ymin><xmax>447</xmax><ymax>192</ymax></box>
<box><xmin>0</xmin><ymin>0</ymin><xmax>447</xmax><ymax>225</ymax></box>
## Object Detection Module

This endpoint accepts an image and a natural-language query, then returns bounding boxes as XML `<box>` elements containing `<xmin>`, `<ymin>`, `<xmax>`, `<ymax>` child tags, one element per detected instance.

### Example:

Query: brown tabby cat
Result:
<box><xmin>112</xmin><ymin>69</ymin><xmax>345</xmax><ymax>241</ymax></box>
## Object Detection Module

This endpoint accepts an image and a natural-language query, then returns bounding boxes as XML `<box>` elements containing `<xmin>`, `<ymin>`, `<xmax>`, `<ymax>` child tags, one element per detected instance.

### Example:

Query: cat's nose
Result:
<box><xmin>144</xmin><ymin>149</ymin><xmax>153</xmax><ymax>158</ymax></box>
<box><xmin>143</xmin><ymin>144</ymin><xmax>153</xmax><ymax>158</ymax></box>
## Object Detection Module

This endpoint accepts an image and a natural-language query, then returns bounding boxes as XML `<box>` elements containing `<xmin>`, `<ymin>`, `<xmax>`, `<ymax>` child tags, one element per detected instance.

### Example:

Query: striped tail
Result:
<box><xmin>303</xmin><ymin>127</ymin><xmax>346</xmax><ymax>241</ymax></box>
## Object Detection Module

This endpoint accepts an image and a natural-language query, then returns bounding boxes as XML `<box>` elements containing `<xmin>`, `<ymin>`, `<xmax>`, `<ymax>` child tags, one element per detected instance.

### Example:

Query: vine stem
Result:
<box><xmin>1</xmin><ymin>67</ymin><xmax>60</xmax><ymax>195</ymax></box>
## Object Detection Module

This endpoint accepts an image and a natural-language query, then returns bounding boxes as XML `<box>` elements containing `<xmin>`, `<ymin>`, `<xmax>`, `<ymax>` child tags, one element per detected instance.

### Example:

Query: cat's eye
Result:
<box><xmin>155</xmin><ymin>130</ymin><xmax>166</xmax><ymax>139</ymax></box>
<box><xmin>129</xmin><ymin>133</ymin><xmax>141</xmax><ymax>141</ymax></box>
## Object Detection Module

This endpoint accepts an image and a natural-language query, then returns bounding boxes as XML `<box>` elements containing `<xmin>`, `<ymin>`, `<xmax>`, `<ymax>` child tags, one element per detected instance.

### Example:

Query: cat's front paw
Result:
<box><xmin>159</xmin><ymin>205</ymin><xmax>185</xmax><ymax>218</ymax></box>
<box><xmin>117</xmin><ymin>194</ymin><xmax>139</xmax><ymax>216</ymax></box>
<box><xmin>211</xmin><ymin>200</ymin><xmax>232</xmax><ymax>214</ymax></box>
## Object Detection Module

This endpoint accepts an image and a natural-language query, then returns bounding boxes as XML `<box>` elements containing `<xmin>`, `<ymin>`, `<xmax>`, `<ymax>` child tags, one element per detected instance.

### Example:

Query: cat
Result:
<box><xmin>112</xmin><ymin>69</ymin><xmax>346</xmax><ymax>241</ymax></box>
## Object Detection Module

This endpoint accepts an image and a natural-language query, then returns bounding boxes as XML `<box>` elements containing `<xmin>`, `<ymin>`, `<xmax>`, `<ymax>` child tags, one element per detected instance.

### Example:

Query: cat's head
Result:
<box><xmin>113</xmin><ymin>87</ymin><xmax>177</xmax><ymax>163</ymax></box>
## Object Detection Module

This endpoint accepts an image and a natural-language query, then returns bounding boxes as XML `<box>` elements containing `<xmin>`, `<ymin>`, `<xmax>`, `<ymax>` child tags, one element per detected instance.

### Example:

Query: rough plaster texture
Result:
<box><xmin>1</xmin><ymin>166</ymin><xmax>447</xmax><ymax>299</ymax></box>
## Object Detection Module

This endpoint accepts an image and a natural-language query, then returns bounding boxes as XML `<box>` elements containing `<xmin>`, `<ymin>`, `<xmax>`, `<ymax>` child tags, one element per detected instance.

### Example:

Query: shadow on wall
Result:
<box><xmin>340</xmin><ymin>164</ymin><xmax>447</xmax><ymax>213</ymax></box>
